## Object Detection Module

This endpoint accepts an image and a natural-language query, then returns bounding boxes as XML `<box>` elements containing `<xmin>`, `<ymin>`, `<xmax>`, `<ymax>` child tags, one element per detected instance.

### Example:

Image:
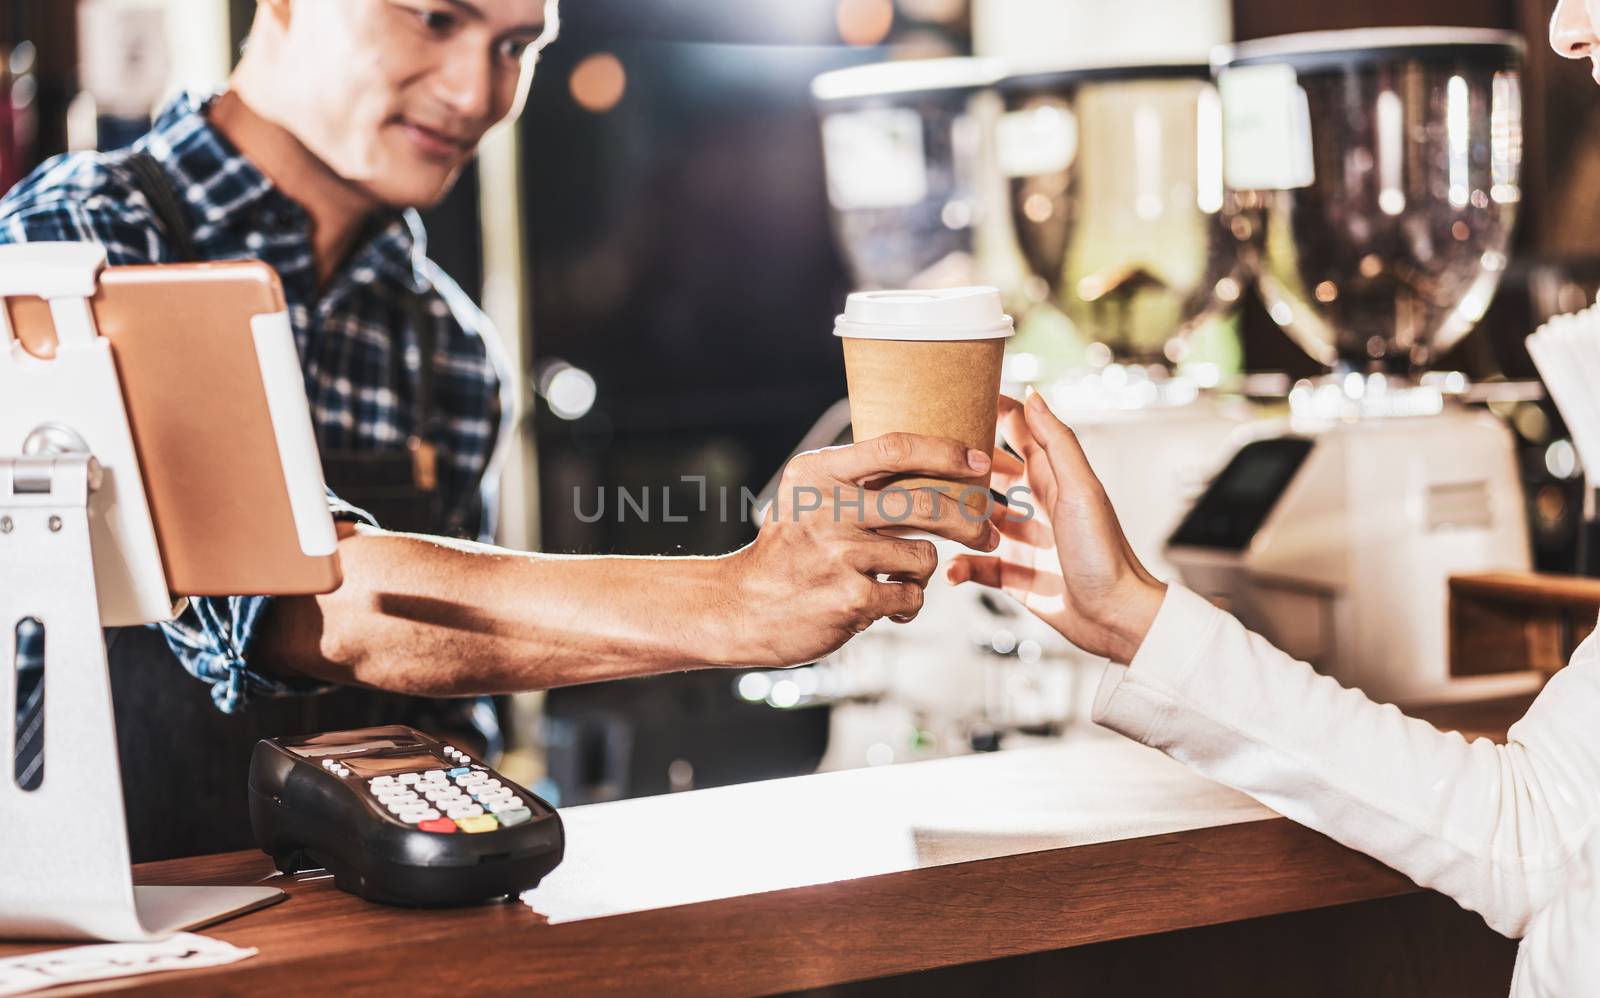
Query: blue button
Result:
<box><xmin>449</xmin><ymin>767</ymin><xmax>471</xmax><ymax>777</ymax></box>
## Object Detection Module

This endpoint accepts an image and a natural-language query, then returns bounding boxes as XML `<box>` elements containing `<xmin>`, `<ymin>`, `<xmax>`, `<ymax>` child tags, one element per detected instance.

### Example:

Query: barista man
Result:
<box><xmin>0</xmin><ymin>0</ymin><xmax>997</xmax><ymax>858</ymax></box>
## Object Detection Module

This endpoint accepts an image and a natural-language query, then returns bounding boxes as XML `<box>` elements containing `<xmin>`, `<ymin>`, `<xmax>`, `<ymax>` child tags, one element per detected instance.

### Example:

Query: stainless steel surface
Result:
<box><xmin>1225</xmin><ymin>31</ymin><xmax>1524</xmax><ymax>376</ymax></box>
<box><xmin>21</xmin><ymin>423</ymin><xmax>93</xmax><ymax>459</ymax></box>
<box><xmin>813</xmin><ymin>58</ymin><xmax>1006</xmax><ymax>291</ymax></box>
<box><xmin>998</xmin><ymin>66</ymin><xmax>1248</xmax><ymax>364</ymax></box>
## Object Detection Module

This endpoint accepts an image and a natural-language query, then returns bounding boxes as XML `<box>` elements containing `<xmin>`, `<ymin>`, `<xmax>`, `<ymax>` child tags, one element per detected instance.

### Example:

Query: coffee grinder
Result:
<box><xmin>812</xmin><ymin>57</ymin><xmax>1020</xmax><ymax>295</ymax></box>
<box><xmin>992</xmin><ymin>60</ymin><xmax>1262</xmax><ymax>579</ymax></box>
<box><xmin>1167</xmin><ymin>28</ymin><xmax>1540</xmax><ymax>705</ymax></box>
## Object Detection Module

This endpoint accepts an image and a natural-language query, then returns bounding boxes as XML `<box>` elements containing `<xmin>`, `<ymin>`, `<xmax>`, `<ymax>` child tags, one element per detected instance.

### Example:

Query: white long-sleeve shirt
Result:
<box><xmin>1093</xmin><ymin>584</ymin><xmax>1600</xmax><ymax>998</ymax></box>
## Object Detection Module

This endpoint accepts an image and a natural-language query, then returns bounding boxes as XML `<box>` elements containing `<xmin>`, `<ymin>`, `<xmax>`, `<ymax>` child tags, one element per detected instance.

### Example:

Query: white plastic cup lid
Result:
<box><xmin>834</xmin><ymin>286</ymin><xmax>1016</xmax><ymax>341</ymax></box>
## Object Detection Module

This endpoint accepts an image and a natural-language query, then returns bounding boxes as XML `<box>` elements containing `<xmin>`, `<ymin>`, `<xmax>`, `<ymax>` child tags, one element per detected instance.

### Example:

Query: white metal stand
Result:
<box><xmin>0</xmin><ymin>243</ymin><xmax>282</xmax><ymax>941</ymax></box>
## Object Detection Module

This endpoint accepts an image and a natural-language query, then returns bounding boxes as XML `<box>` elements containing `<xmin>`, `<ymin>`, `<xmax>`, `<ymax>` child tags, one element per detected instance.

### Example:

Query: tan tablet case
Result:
<box><xmin>7</xmin><ymin>260</ymin><xmax>342</xmax><ymax>597</ymax></box>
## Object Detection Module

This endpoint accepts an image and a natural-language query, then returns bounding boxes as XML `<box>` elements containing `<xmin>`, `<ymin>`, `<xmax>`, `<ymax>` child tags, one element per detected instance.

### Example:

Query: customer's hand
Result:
<box><xmin>947</xmin><ymin>392</ymin><xmax>1165</xmax><ymax>664</ymax></box>
<box><xmin>724</xmin><ymin>432</ymin><xmax>1000</xmax><ymax>667</ymax></box>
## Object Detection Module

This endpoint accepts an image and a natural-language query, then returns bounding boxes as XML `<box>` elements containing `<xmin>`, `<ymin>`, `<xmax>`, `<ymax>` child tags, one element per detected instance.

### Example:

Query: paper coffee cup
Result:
<box><xmin>835</xmin><ymin>287</ymin><xmax>1014</xmax><ymax>515</ymax></box>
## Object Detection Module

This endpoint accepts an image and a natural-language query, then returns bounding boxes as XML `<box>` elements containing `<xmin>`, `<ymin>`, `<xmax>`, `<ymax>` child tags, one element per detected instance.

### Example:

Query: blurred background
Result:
<box><xmin>5</xmin><ymin>0</ymin><xmax>1597</xmax><ymax>805</ymax></box>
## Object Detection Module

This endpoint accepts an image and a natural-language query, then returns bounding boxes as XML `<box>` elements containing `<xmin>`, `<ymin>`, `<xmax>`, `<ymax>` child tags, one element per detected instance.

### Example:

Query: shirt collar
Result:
<box><xmin>140</xmin><ymin>90</ymin><xmax>284</xmax><ymax>234</ymax></box>
<box><xmin>139</xmin><ymin>90</ymin><xmax>431</xmax><ymax>295</ymax></box>
<box><xmin>358</xmin><ymin>210</ymin><xmax>433</xmax><ymax>296</ymax></box>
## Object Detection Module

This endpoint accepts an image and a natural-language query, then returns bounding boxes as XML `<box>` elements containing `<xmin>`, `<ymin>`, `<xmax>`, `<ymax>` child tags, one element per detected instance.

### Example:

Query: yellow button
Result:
<box><xmin>457</xmin><ymin>814</ymin><xmax>500</xmax><ymax>834</ymax></box>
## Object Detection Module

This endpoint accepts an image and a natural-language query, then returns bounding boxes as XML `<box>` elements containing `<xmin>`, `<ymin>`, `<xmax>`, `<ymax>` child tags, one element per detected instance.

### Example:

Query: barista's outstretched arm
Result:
<box><xmin>262</xmin><ymin>432</ymin><xmax>999</xmax><ymax>695</ymax></box>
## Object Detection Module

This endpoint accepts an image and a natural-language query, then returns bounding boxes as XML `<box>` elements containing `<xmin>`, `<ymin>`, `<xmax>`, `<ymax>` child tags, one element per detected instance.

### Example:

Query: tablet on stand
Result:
<box><xmin>0</xmin><ymin>242</ymin><xmax>341</xmax><ymax>941</ymax></box>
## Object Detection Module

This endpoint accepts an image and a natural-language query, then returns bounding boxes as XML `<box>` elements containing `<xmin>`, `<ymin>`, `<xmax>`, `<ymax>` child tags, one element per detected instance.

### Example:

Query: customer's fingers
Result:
<box><xmin>989</xmin><ymin>495</ymin><xmax>1052</xmax><ymax>548</ymax></box>
<box><xmin>999</xmin><ymin>396</ymin><xmax>1057</xmax><ymax>509</ymax></box>
<box><xmin>1023</xmin><ymin>392</ymin><xmax>1101</xmax><ymax>491</ymax></box>
<box><xmin>991</xmin><ymin>443</ymin><xmax>1025</xmax><ymax>480</ymax></box>
<box><xmin>945</xmin><ymin>553</ymin><xmax>1000</xmax><ymax>587</ymax></box>
<box><xmin>997</xmin><ymin>395</ymin><xmax>1041</xmax><ymax>461</ymax></box>
<box><xmin>989</xmin><ymin>449</ymin><xmax>1027</xmax><ymax>497</ymax></box>
<box><xmin>945</xmin><ymin>555</ymin><xmax>1066</xmax><ymax>600</ymax></box>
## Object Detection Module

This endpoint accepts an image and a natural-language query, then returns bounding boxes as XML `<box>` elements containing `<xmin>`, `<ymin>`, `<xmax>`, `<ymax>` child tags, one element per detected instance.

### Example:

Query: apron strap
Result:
<box><xmin>122</xmin><ymin>151</ymin><xmax>197</xmax><ymax>263</ymax></box>
<box><xmin>402</xmin><ymin>289</ymin><xmax>441</xmax><ymax>494</ymax></box>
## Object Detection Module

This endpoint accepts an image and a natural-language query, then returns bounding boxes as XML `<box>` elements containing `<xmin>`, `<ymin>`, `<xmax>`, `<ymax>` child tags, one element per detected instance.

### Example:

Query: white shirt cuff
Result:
<box><xmin>1092</xmin><ymin>584</ymin><xmax>1223</xmax><ymax>744</ymax></box>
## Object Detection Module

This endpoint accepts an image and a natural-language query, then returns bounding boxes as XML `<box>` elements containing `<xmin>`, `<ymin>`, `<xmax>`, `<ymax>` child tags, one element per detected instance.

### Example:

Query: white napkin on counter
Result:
<box><xmin>0</xmin><ymin>933</ymin><xmax>257</xmax><ymax>996</ymax></box>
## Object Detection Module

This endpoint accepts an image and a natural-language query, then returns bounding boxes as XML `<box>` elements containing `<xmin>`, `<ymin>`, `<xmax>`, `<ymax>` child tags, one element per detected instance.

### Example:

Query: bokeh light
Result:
<box><xmin>737</xmin><ymin>672</ymin><xmax>772</xmax><ymax>702</ymax></box>
<box><xmin>1546</xmin><ymin>439</ymin><xmax>1579</xmax><ymax>480</ymax></box>
<box><xmin>570</xmin><ymin>52</ymin><xmax>627</xmax><ymax>113</ymax></box>
<box><xmin>769</xmin><ymin>679</ymin><xmax>801</xmax><ymax>709</ymax></box>
<box><xmin>837</xmin><ymin>0</ymin><xmax>894</xmax><ymax>47</ymax></box>
<box><xmin>540</xmin><ymin>361</ymin><xmax>598</xmax><ymax>420</ymax></box>
<box><xmin>898</xmin><ymin>0</ymin><xmax>966</xmax><ymax>24</ymax></box>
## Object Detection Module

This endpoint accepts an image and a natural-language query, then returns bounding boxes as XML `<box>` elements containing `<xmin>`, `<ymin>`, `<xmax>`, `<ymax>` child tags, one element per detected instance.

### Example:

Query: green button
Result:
<box><xmin>496</xmin><ymin>807</ymin><xmax>533</xmax><ymax>827</ymax></box>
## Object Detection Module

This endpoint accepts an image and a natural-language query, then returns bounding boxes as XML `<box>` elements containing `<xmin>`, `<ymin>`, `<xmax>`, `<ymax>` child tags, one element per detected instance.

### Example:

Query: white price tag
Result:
<box><xmin>1218</xmin><ymin>64</ymin><xmax>1315</xmax><ymax>191</ymax></box>
<box><xmin>995</xmin><ymin>105</ymin><xmax>1077</xmax><ymax>178</ymax></box>
<box><xmin>821</xmin><ymin>108</ymin><xmax>929</xmax><ymax>211</ymax></box>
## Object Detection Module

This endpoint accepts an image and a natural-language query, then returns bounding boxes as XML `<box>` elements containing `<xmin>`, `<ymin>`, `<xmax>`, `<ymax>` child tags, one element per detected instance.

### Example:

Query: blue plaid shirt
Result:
<box><xmin>1</xmin><ymin>91</ymin><xmax>509</xmax><ymax>715</ymax></box>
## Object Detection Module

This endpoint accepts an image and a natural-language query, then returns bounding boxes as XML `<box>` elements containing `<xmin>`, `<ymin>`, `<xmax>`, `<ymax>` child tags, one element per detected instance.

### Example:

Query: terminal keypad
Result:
<box><xmin>331</xmin><ymin>745</ymin><xmax>535</xmax><ymax>834</ymax></box>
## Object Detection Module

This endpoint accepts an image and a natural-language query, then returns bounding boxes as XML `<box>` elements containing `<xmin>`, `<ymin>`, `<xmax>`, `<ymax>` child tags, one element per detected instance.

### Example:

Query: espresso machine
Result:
<box><xmin>1167</xmin><ymin>28</ymin><xmax>1540</xmax><ymax>706</ymax></box>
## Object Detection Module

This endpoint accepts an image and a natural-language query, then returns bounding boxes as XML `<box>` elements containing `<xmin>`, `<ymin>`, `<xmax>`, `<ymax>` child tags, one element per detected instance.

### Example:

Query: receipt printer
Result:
<box><xmin>249</xmin><ymin>725</ymin><xmax>564</xmax><ymax>906</ymax></box>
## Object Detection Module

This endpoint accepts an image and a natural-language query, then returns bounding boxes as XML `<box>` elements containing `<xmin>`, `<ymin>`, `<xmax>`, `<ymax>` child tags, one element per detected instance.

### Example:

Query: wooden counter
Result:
<box><xmin>1451</xmin><ymin>571</ymin><xmax>1600</xmax><ymax>678</ymax></box>
<box><xmin>2</xmin><ymin>703</ymin><xmax>1528</xmax><ymax>996</ymax></box>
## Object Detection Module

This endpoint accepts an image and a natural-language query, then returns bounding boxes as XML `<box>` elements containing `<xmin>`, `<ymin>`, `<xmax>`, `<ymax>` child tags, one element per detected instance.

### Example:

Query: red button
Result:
<box><xmin>418</xmin><ymin>818</ymin><xmax>457</xmax><ymax>834</ymax></box>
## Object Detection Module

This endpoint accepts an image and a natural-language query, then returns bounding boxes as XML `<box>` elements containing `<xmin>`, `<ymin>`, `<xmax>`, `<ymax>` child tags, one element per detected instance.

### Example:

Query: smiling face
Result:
<box><xmin>1552</xmin><ymin>0</ymin><xmax>1600</xmax><ymax>83</ymax></box>
<box><xmin>247</xmin><ymin>0</ymin><xmax>555</xmax><ymax>208</ymax></box>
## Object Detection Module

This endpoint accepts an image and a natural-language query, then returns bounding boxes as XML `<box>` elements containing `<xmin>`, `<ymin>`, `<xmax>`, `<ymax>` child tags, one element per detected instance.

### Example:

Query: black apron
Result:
<box><xmin>108</xmin><ymin>152</ymin><xmax>482</xmax><ymax>862</ymax></box>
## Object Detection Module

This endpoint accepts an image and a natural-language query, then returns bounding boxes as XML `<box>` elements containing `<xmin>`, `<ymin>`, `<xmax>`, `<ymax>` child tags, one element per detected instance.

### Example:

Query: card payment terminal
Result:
<box><xmin>249</xmin><ymin>726</ymin><xmax>564</xmax><ymax>905</ymax></box>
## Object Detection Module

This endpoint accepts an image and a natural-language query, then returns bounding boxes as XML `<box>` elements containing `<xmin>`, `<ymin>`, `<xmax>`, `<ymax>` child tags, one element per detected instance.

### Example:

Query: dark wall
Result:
<box><xmin>2</xmin><ymin>1</ymin><xmax>78</xmax><ymax>173</ymax></box>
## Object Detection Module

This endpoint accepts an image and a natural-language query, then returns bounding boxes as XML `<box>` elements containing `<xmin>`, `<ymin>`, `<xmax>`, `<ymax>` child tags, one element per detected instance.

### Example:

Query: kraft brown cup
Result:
<box><xmin>835</xmin><ymin>288</ymin><xmax>1014</xmax><ymax>518</ymax></box>
<box><xmin>842</xmin><ymin>337</ymin><xmax>1005</xmax><ymax>515</ymax></box>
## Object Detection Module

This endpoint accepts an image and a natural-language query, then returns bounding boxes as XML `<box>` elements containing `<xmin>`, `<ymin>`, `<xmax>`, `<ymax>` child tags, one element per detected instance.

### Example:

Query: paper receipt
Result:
<box><xmin>0</xmin><ymin>933</ymin><xmax>257</xmax><ymax>996</ymax></box>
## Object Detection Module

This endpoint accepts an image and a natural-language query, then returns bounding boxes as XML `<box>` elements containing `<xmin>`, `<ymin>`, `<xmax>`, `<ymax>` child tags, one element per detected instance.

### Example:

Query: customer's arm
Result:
<box><xmin>262</xmin><ymin>433</ymin><xmax>1000</xmax><ymax>695</ymax></box>
<box><xmin>949</xmin><ymin>392</ymin><xmax>1600</xmax><ymax>938</ymax></box>
<box><xmin>1512</xmin><ymin>827</ymin><xmax>1600</xmax><ymax>996</ymax></box>
<box><xmin>1092</xmin><ymin>585</ymin><xmax>1600</xmax><ymax>938</ymax></box>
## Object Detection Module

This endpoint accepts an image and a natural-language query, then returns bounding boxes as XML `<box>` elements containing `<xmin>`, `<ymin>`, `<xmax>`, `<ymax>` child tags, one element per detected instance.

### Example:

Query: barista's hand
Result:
<box><xmin>723</xmin><ymin>432</ymin><xmax>1000</xmax><ymax>667</ymax></box>
<box><xmin>946</xmin><ymin>393</ymin><xmax>1165</xmax><ymax>664</ymax></box>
